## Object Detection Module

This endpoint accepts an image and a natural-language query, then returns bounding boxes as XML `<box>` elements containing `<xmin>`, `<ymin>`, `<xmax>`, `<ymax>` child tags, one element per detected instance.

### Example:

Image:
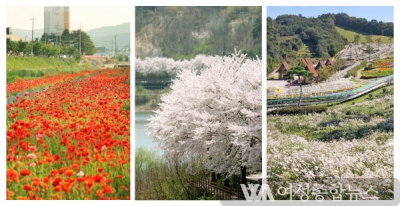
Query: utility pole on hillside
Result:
<box><xmin>29</xmin><ymin>15</ymin><xmax>36</xmax><ymax>57</ymax></box>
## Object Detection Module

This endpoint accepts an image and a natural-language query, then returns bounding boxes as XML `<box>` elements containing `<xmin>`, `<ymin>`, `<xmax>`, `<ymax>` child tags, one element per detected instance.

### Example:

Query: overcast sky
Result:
<box><xmin>6</xmin><ymin>6</ymin><xmax>130</xmax><ymax>31</ymax></box>
<box><xmin>267</xmin><ymin>6</ymin><xmax>394</xmax><ymax>23</ymax></box>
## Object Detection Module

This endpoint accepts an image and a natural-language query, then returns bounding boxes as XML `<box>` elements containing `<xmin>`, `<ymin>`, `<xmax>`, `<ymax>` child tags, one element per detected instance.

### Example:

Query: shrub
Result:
<box><xmin>364</xmin><ymin>65</ymin><xmax>376</xmax><ymax>70</ymax></box>
<box><xmin>135</xmin><ymin>85</ymin><xmax>151</xmax><ymax>105</ymax></box>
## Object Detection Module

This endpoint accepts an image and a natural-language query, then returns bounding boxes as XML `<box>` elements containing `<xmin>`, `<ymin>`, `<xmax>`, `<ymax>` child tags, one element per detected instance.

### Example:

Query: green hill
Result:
<box><xmin>335</xmin><ymin>26</ymin><xmax>393</xmax><ymax>44</ymax></box>
<box><xmin>86</xmin><ymin>23</ymin><xmax>130</xmax><ymax>50</ymax></box>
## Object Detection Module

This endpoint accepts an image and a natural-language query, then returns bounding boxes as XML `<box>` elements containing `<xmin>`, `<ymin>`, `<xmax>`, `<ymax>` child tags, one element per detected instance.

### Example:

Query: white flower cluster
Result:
<box><xmin>135</xmin><ymin>55</ymin><xmax>223</xmax><ymax>75</ymax></box>
<box><xmin>267</xmin><ymin>94</ymin><xmax>394</xmax><ymax>199</ymax></box>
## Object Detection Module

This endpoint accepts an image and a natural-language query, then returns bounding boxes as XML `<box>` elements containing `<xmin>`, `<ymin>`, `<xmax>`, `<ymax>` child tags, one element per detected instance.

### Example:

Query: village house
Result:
<box><xmin>276</xmin><ymin>61</ymin><xmax>290</xmax><ymax>79</ymax></box>
<box><xmin>276</xmin><ymin>58</ymin><xmax>334</xmax><ymax>82</ymax></box>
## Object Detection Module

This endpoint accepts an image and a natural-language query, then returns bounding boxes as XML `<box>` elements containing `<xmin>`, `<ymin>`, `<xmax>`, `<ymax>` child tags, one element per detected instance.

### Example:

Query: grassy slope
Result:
<box><xmin>268</xmin><ymin>84</ymin><xmax>393</xmax><ymax>141</ymax></box>
<box><xmin>335</xmin><ymin>26</ymin><xmax>393</xmax><ymax>43</ymax></box>
<box><xmin>7</xmin><ymin>57</ymin><xmax>77</xmax><ymax>70</ymax></box>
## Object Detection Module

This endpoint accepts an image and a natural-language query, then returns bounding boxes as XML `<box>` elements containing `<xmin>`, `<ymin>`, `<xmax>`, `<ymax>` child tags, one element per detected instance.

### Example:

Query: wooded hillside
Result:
<box><xmin>136</xmin><ymin>6</ymin><xmax>261</xmax><ymax>60</ymax></box>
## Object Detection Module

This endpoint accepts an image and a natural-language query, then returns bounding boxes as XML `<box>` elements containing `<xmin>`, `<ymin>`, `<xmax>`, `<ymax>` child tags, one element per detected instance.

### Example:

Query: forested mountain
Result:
<box><xmin>136</xmin><ymin>6</ymin><xmax>261</xmax><ymax>60</ymax></box>
<box><xmin>267</xmin><ymin>15</ymin><xmax>347</xmax><ymax>68</ymax></box>
<box><xmin>267</xmin><ymin>13</ymin><xmax>394</xmax><ymax>74</ymax></box>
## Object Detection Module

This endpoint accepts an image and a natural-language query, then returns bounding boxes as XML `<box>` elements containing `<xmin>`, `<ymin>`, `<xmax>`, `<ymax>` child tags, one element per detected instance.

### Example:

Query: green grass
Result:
<box><xmin>345</xmin><ymin>60</ymin><xmax>368</xmax><ymax>78</ymax></box>
<box><xmin>340</xmin><ymin>84</ymin><xmax>394</xmax><ymax>106</ymax></box>
<box><xmin>7</xmin><ymin>56</ymin><xmax>80</xmax><ymax>70</ymax></box>
<box><xmin>6</xmin><ymin>67</ymin><xmax>89</xmax><ymax>83</ymax></box>
<box><xmin>268</xmin><ymin>83</ymin><xmax>393</xmax><ymax>141</ymax></box>
<box><xmin>335</xmin><ymin>26</ymin><xmax>393</xmax><ymax>43</ymax></box>
<box><xmin>304</xmin><ymin>84</ymin><xmax>393</xmax><ymax>108</ymax></box>
<box><xmin>6</xmin><ymin>56</ymin><xmax>97</xmax><ymax>83</ymax></box>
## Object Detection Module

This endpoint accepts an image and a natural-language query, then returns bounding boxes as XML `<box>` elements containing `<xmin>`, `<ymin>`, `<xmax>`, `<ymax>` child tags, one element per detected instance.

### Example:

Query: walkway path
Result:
<box><xmin>355</xmin><ymin>67</ymin><xmax>364</xmax><ymax>80</ymax></box>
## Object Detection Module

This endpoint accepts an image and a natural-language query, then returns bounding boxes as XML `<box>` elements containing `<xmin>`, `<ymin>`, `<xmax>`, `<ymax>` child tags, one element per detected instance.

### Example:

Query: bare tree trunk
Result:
<box><xmin>241</xmin><ymin>166</ymin><xmax>247</xmax><ymax>186</ymax></box>
<box><xmin>298</xmin><ymin>79</ymin><xmax>303</xmax><ymax>107</ymax></box>
<box><xmin>212</xmin><ymin>172</ymin><xmax>216</xmax><ymax>182</ymax></box>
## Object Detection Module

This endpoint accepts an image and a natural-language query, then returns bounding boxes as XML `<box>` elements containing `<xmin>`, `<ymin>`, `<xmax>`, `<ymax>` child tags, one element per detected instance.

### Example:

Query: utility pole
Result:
<box><xmin>111</xmin><ymin>39</ymin><xmax>114</xmax><ymax>57</ymax></box>
<box><xmin>54</xmin><ymin>23</ymin><xmax>61</xmax><ymax>45</ymax></box>
<box><xmin>29</xmin><ymin>15</ymin><xmax>36</xmax><ymax>57</ymax></box>
<box><xmin>115</xmin><ymin>34</ymin><xmax>117</xmax><ymax>57</ymax></box>
<box><xmin>79</xmin><ymin>25</ymin><xmax>82</xmax><ymax>54</ymax></box>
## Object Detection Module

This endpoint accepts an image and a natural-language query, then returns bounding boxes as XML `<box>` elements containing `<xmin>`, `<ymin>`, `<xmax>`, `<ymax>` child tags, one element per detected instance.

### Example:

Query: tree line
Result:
<box><xmin>6</xmin><ymin>29</ymin><xmax>97</xmax><ymax>61</ymax></box>
<box><xmin>322</xmin><ymin>13</ymin><xmax>394</xmax><ymax>37</ymax></box>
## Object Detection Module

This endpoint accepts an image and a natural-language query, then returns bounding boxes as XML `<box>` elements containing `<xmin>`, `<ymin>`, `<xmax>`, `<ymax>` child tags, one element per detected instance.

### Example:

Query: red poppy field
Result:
<box><xmin>6</xmin><ymin>68</ymin><xmax>130</xmax><ymax>200</ymax></box>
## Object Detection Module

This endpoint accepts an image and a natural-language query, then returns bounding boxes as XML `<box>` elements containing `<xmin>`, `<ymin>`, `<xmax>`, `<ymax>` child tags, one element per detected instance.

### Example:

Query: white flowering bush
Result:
<box><xmin>267</xmin><ymin>94</ymin><xmax>394</xmax><ymax>200</ymax></box>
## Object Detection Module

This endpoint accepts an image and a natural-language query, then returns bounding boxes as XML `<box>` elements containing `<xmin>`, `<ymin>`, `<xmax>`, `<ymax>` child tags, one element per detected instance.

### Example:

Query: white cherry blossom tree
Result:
<box><xmin>147</xmin><ymin>50</ymin><xmax>262</xmax><ymax>182</ymax></box>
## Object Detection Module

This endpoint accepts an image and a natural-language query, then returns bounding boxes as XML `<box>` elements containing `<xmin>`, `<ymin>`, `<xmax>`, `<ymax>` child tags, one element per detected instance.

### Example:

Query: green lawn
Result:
<box><xmin>335</xmin><ymin>26</ymin><xmax>393</xmax><ymax>43</ymax></box>
<box><xmin>7</xmin><ymin>56</ymin><xmax>79</xmax><ymax>70</ymax></box>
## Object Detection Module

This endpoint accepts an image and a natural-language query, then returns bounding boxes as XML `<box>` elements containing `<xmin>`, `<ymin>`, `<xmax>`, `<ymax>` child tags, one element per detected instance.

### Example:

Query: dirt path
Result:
<box><xmin>356</xmin><ymin>67</ymin><xmax>364</xmax><ymax>80</ymax></box>
<box><xmin>267</xmin><ymin>68</ymin><xmax>279</xmax><ymax>78</ymax></box>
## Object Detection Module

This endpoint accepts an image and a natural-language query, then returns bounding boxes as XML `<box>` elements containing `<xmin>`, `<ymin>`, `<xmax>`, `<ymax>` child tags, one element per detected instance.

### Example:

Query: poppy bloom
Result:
<box><xmin>28</xmin><ymin>146</ymin><xmax>37</xmax><ymax>152</ymax></box>
<box><xmin>54</xmin><ymin>185</ymin><xmax>62</xmax><ymax>192</ymax></box>
<box><xmin>52</xmin><ymin>177</ymin><xmax>62</xmax><ymax>187</ymax></box>
<box><xmin>102</xmin><ymin>185</ymin><xmax>114</xmax><ymax>194</ymax></box>
<box><xmin>7</xmin><ymin>169</ymin><xmax>19</xmax><ymax>182</ymax></box>
<box><xmin>77</xmin><ymin>177</ymin><xmax>85</xmax><ymax>183</ymax></box>
<box><xmin>96</xmin><ymin>190</ymin><xmax>104</xmax><ymax>198</ymax></box>
<box><xmin>64</xmin><ymin>169</ymin><xmax>75</xmax><ymax>177</ymax></box>
<box><xmin>6</xmin><ymin>188</ymin><xmax>15</xmax><ymax>197</ymax></box>
<box><xmin>17</xmin><ymin>196</ymin><xmax>29</xmax><ymax>200</ymax></box>
<box><xmin>27</xmin><ymin>153</ymin><xmax>36</xmax><ymax>159</ymax></box>
<box><xmin>97</xmin><ymin>168</ymin><xmax>104</xmax><ymax>173</ymax></box>
<box><xmin>20</xmin><ymin>169</ymin><xmax>31</xmax><ymax>176</ymax></box>
<box><xmin>94</xmin><ymin>174</ymin><xmax>104</xmax><ymax>183</ymax></box>
<box><xmin>22</xmin><ymin>184</ymin><xmax>32</xmax><ymax>191</ymax></box>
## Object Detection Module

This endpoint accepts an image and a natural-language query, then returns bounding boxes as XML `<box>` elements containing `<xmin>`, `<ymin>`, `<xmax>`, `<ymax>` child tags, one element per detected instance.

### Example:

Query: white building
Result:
<box><xmin>44</xmin><ymin>6</ymin><xmax>70</xmax><ymax>35</ymax></box>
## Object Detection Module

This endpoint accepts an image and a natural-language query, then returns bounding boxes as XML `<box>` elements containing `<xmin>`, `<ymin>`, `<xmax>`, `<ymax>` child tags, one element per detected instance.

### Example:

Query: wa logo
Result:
<box><xmin>240</xmin><ymin>184</ymin><xmax>275</xmax><ymax>202</ymax></box>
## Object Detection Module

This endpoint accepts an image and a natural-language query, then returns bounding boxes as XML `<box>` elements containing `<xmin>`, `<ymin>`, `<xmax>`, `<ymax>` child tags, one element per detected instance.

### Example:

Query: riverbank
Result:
<box><xmin>135</xmin><ymin>87</ymin><xmax>169</xmax><ymax>112</ymax></box>
<box><xmin>135</xmin><ymin>104</ymin><xmax>159</xmax><ymax>113</ymax></box>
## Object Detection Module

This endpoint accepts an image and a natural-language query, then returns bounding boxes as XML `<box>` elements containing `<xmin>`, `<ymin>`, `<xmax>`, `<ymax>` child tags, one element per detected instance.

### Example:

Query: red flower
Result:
<box><xmin>64</xmin><ymin>169</ymin><xmax>75</xmax><ymax>177</ymax></box>
<box><xmin>94</xmin><ymin>174</ymin><xmax>104</xmax><ymax>183</ymax></box>
<box><xmin>20</xmin><ymin>169</ymin><xmax>31</xmax><ymax>176</ymax></box>
<box><xmin>23</xmin><ymin>184</ymin><xmax>32</xmax><ymax>191</ymax></box>
<box><xmin>7</xmin><ymin>169</ymin><xmax>19</xmax><ymax>182</ymax></box>
<box><xmin>52</xmin><ymin>177</ymin><xmax>62</xmax><ymax>187</ymax></box>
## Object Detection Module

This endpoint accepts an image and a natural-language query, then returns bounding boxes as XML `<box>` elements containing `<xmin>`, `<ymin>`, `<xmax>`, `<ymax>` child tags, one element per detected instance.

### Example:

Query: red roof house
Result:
<box><xmin>276</xmin><ymin>61</ymin><xmax>290</xmax><ymax>79</ymax></box>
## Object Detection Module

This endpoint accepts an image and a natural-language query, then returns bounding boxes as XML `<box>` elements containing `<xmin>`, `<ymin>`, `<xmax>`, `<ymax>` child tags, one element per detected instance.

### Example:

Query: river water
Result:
<box><xmin>135</xmin><ymin>112</ymin><xmax>162</xmax><ymax>154</ymax></box>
